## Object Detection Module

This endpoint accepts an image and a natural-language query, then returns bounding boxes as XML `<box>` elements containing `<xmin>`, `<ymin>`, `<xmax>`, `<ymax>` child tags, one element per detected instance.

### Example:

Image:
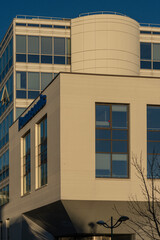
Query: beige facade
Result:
<box><xmin>0</xmin><ymin>71</ymin><xmax>158</xmax><ymax>239</ymax></box>
<box><xmin>1</xmin><ymin>12</ymin><xmax>160</xmax><ymax>240</ymax></box>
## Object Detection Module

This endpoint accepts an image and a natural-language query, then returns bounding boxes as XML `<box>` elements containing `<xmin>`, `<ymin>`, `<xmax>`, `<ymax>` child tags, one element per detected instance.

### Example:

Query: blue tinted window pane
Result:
<box><xmin>54</xmin><ymin>37</ymin><xmax>65</xmax><ymax>55</ymax></box>
<box><xmin>54</xmin><ymin>56</ymin><xmax>65</xmax><ymax>64</ymax></box>
<box><xmin>41</xmin><ymin>55</ymin><xmax>52</xmax><ymax>64</ymax></box>
<box><xmin>28</xmin><ymin>91</ymin><xmax>39</xmax><ymax>99</ymax></box>
<box><xmin>148</xmin><ymin>131</ymin><xmax>160</xmax><ymax>141</ymax></box>
<box><xmin>147</xmin><ymin>155</ymin><xmax>160</xmax><ymax>178</ymax></box>
<box><xmin>28</xmin><ymin>55</ymin><xmax>39</xmax><ymax>63</ymax></box>
<box><xmin>96</xmin><ymin>129</ymin><xmax>111</xmax><ymax>140</ymax></box>
<box><xmin>16</xmin><ymin>54</ymin><xmax>26</xmax><ymax>62</ymax></box>
<box><xmin>112</xmin><ymin>105</ymin><xmax>127</xmax><ymax>129</ymax></box>
<box><xmin>112</xmin><ymin>141</ymin><xmax>127</xmax><ymax>153</ymax></box>
<box><xmin>153</xmin><ymin>32</ymin><xmax>160</xmax><ymax>35</ymax></box>
<box><xmin>112</xmin><ymin>154</ymin><xmax>128</xmax><ymax>178</ymax></box>
<box><xmin>140</xmin><ymin>42</ymin><xmax>151</xmax><ymax>59</ymax></box>
<box><xmin>140</xmin><ymin>61</ymin><xmax>151</xmax><ymax>69</ymax></box>
<box><xmin>112</xmin><ymin>130</ymin><xmax>127</xmax><ymax>140</ymax></box>
<box><xmin>147</xmin><ymin>106</ymin><xmax>160</xmax><ymax>130</ymax></box>
<box><xmin>28</xmin><ymin>24</ymin><xmax>39</xmax><ymax>27</ymax></box>
<box><xmin>147</xmin><ymin>142</ymin><xmax>160</xmax><ymax>154</ymax></box>
<box><xmin>41</xmin><ymin>24</ymin><xmax>52</xmax><ymax>28</ymax></box>
<box><xmin>153</xmin><ymin>62</ymin><xmax>160</xmax><ymax>69</ymax></box>
<box><xmin>16</xmin><ymin>107</ymin><xmax>26</xmax><ymax>118</ymax></box>
<box><xmin>96</xmin><ymin>105</ymin><xmax>110</xmax><ymax>128</ymax></box>
<box><xmin>140</xmin><ymin>31</ymin><xmax>151</xmax><ymax>34</ymax></box>
<box><xmin>16</xmin><ymin>90</ymin><xmax>26</xmax><ymax>98</ymax></box>
<box><xmin>16</xmin><ymin>72</ymin><xmax>26</xmax><ymax>89</ymax></box>
<box><xmin>96</xmin><ymin>153</ymin><xmax>110</xmax><ymax>177</ymax></box>
<box><xmin>96</xmin><ymin>140</ymin><xmax>111</xmax><ymax>153</ymax></box>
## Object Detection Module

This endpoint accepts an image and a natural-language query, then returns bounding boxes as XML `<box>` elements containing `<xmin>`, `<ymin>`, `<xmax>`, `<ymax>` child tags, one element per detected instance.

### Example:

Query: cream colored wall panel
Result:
<box><xmin>95</xmin><ymin>31</ymin><xmax>107</xmax><ymax>49</ymax></box>
<box><xmin>83</xmin><ymin>51</ymin><xmax>95</xmax><ymax>60</ymax></box>
<box><xmin>72</xmin><ymin>52</ymin><xmax>83</xmax><ymax>62</ymax></box>
<box><xmin>83</xmin><ymin>23</ymin><xmax>95</xmax><ymax>32</ymax></box>
<box><xmin>72</xmin><ymin>33</ymin><xmax>83</xmax><ymax>52</ymax></box>
<box><xmin>59</xmin><ymin>73</ymin><xmax>160</xmax><ymax>202</ymax></box>
<box><xmin>83</xmin><ymin>59</ymin><xmax>96</xmax><ymax>69</ymax></box>
<box><xmin>71</xmin><ymin>62</ymin><xmax>84</xmax><ymax>71</ymax></box>
<box><xmin>71</xmin><ymin>24</ymin><xmax>83</xmax><ymax>34</ymax></box>
<box><xmin>71</xmin><ymin>14</ymin><xmax>140</xmax><ymax>75</ymax></box>
<box><xmin>83</xmin><ymin>32</ymin><xmax>95</xmax><ymax>51</ymax></box>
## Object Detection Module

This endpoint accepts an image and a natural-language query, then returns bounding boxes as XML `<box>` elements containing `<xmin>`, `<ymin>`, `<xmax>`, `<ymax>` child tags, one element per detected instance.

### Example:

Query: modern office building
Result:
<box><xmin>0</xmin><ymin>15</ymin><xmax>71</xmax><ymax>207</ymax></box>
<box><xmin>0</xmin><ymin>11</ymin><xmax>160</xmax><ymax>239</ymax></box>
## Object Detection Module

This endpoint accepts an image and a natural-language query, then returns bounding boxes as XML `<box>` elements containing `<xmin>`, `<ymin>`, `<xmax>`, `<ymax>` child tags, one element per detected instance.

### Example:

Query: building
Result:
<box><xmin>0</xmin><ymin>11</ymin><xmax>160</xmax><ymax>239</ymax></box>
<box><xmin>0</xmin><ymin>15</ymin><xmax>71</xmax><ymax>207</ymax></box>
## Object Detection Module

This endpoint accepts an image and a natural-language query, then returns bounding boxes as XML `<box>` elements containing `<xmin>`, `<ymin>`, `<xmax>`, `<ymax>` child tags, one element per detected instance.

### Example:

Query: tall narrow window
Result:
<box><xmin>23</xmin><ymin>132</ymin><xmax>31</xmax><ymax>194</ymax></box>
<box><xmin>38</xmin><ymin>116</ymin><xmax>47</xmax><ymax>187</ymax></box>
<box><xmin>96</xmin><ymin>103</ymin><xmax>129</xmax><ymax>178</ymax></box>
<box><xmin>147</xmin><ymin>106</ymin><xmax>160</xmax><ymax>178</ymax></box>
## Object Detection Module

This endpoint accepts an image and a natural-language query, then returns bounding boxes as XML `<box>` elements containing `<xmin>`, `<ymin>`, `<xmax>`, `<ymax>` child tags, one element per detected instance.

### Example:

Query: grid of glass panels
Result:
<box><xmin>140</xmin><ymin>42</ymin><xmax>160</xmax><ymax>69</ymax></box>
<box><xmin>0</xmin><ymin>150</ymin><xmax>9</xmax><ymax>182</ymax></box>
<box><xmin>16</xmin><ymin>23</ymin><xmax>70</xmax><ymax>29</ymax></box>
<box><xmin>0</xmin><ymin>110</ymin><xmax>13</xmax><ymax>149</ymax></box>
<box><xmin>96</xmin><ymin>103</ymin><xmax>129</xmax><ymax>178</ymax></box>
<box><xmin>38</xmin><ymin>116</ymin><xmax>47</xmax><ymax>187</ymax></box>
<box><xmin>16</xmin><ymin>35</ymin><xmax>71</xmax><ymax>64</ymax></box>
<box><xmin>23</xmin><ymin>132</ymin><xmax>31</xmax><ymax>194</ymax></box>
<box><xmin>16</xmin><ymin>72</ymin><xmax>53</xmax><ymax>99</ymax></box>
<box><xmin>0</xmin><ymin>38</ymin><xmax>13</xmax><ymax>83</ymax></box>
<box><xmin>147</xmin><ymin>106</ymin><xmax>160</xmax><ymax>178</ymax></box>
<box><xmin>0</xmin><ymin>74</ymin><xmax>13</xmax><ymax>116</ymax></box>
<box><xmin>0</xmin><ymin>184</ymin><xmax>9</xmax><ymax>206</ymax></box>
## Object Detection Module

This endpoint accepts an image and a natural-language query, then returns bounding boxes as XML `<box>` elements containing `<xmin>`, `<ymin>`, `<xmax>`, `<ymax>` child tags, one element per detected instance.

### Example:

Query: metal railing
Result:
<box><xmin>15</xmin><ymin>15</ymin><xmax>70</xmax><ymax>21</ymax></box>
<box><xmin>79</xmin><ymin>11</ymin><xmax>126</xmax><ymax>17</ymax></box>
<box><xmin>140</xmin><ymin>23</ymin><xmax>160</xmax><ymax>27</ymax></box>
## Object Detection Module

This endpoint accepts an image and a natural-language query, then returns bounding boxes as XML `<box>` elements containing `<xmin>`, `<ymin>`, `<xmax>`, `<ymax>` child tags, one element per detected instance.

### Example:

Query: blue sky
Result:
<box><xmin>1</xmin><ymin>0</ymin><xmax>160</xmax><ymax>41</ymax></box>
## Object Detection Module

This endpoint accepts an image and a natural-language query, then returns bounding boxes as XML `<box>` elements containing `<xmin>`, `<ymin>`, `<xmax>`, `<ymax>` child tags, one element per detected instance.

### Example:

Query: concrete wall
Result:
<box><xmin>71</xmin><ymin>15</ymin><xmax>140</xmax><ymax>75</ymax></box>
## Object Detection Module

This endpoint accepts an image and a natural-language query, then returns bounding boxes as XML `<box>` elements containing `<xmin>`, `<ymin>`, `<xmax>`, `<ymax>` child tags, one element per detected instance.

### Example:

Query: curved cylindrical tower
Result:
<box><xmin>71</xmin><ymin>13</ymin><xmax>140</xmax><ymax>75</ymax></box>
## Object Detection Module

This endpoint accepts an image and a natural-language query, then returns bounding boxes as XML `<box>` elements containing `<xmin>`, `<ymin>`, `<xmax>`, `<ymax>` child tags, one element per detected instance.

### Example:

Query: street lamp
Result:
<box><xmin>97</xmin><ymin>216</ymin><xmax>129</xmax><ymax>240</ymax></box>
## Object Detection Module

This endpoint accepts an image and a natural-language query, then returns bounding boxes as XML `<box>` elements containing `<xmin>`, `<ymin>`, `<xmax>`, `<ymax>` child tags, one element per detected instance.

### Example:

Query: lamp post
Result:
<box><xmin>97</xmin><ymin>216</ymin><xmax>129</xmax><ymax>240</ymax></box>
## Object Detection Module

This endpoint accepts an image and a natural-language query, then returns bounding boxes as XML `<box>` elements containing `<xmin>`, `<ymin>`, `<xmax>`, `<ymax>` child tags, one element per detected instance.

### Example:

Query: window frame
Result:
<box><xmin>147</xmin><ymin>105</ymin><xmax>160</xmax><ymax>179</ymax></box>
<box><xmin>36</xmin><ymin>115</ymin><xmax>47</xmax><ymax>189</ymax></box>
<box><xmin>22</xmin><ymin>130</ymin><xmax>31</xmax><ymax>195</ymax></box>
<box><xmin>95</xmin><ymin>103</ymin><xmax>129</xmax><ymax>179</ymax></box>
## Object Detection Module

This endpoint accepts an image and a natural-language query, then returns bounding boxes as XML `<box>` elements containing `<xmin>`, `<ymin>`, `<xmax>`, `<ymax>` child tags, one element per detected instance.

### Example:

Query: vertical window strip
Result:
<box><xmin>96</xmin><ymin>103</ymin><xmax>129</xmax><ymax>178</ymax></box>
<box><xmin>38</xmin><ymin>116</ymin><xmax>47</xmax><ymax>187</ymax></box>
<box><xmin>23</xmin><ymin>132</ymin><xmax>31</xmax><ymax>194</ymax></box>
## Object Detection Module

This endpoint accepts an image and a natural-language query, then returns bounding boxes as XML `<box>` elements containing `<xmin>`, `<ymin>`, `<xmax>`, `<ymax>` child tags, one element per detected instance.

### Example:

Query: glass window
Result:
<box><xmin>54</xmin><ymin>56</ymin><xmax>65</xmax><ymax>64</ymax></box>
<box><xmin>28</xmin><ymin>91</ymin><xmax>39</xmax><ymax>99</ymax></box>
<box><xmin>28</xmin><ymin>72</ymin><xmax>40</xmax><ymax>90</ymax></box>
<box><xmin>16</xmin><ymin>107</ymin><xmax>26</xmax><ymax>119</ymax></box>
<box><xmin>28</xmin><ymin>36</ymin><xmax>39</xmax><ymax>54</ymax></box>
<box><xmin>16</xmin><ymin>72</ymin><xmax>26</xmax><ymax>89</ymax></box>
<box><xmin>140</xmin><ymin>61</ymin><xmax>151</xmax><ymax>69</ymax></box>
<box><xmin>16</xmin><ymin>35</ymin><xmax>26</xmax><ymax>53</ymax></box>
<box><xmin>54</xmin><ymin>37</ymin><xmax>65</xmax><ymax>55</ymax></box>
<box><xmin>65</xmin><ymin>38</ymin><xmax>71</xmax><ymax>55</ymax></box>
<box><xmin>16</xmin><ymin>54</ymin><xmax>26</xmax><ymax>62</ymax></box>
<box><xmin>41</xmin><ymin>73</ymin><xmax>52</xmax><ymax>90</ymax></box>
<box><xmin>37</xmin><ymin>116</ymin><xmax>47</xmax><ymax>187</ymax></box>
<box><xmin>153</xmin><ymin>43</ymin><xmax>160</xmax><ymax>61</ymax></box>
<box><xmin>16</xmin><ymin>90</ymin><xmax>26</xmax><ymax>99</ymax></box>
<box><xmin>140</xmin><ymin>42</ymin><xmax>151</xmax><ymax>60</ymax></box>
<box><xmin>28</xmin><ymin>55</ymin><xmax>39</xmax><ymax>63</ymax></box>
<box><xmin>41</xmin><ymin>37</ymin><xmax>52</xmax><ymax>55</ymax></box>
<box><xmin>147</xmin><ymin>105</ymin><xmax>160</xmax><ymax>178</ymax></box>
<box><xmin>96</xmin><ymin>103</ymin><xmax>129</xmax><ymax>178</ymax></box>
<box><xmin>23</xmin><ymin>132</ymin><xmax>31</xmax><ymax>194</ymax></box>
